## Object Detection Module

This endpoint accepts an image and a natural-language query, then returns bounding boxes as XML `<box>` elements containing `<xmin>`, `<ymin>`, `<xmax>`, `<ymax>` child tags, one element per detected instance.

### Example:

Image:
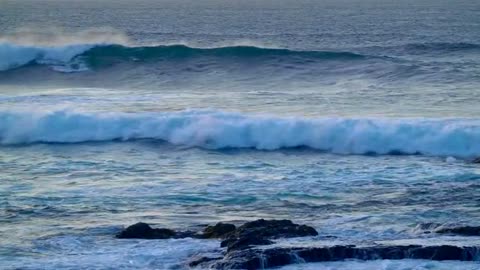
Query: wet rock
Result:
<box><xmin>236</xmin><ymin>219</ymin><xmax>318</xmax><ymax>238</ymax></box>
<box><xmin>117</xmin><ymin>220</ymin><xmax>480</xmax><ymax>269</ymax></box>
<box><xmin>222</xmin><ymin>236</ymin><xmax>274</xmax><ymax>252</ymax></box>
<box><xmin>409</xmin><ymin>245</ymin><xmax>469</xmax><ymax>260</ymax></box>
<box><xmin>211</xmin><ymin>245</ymin><xmax>480</xmax><ymax>269</ymax></box>
<box><xmin>116</xmin><ymin>222</ymin><xmax>176</xmax><ymax>239</ymax></box>
<box><xmin>221</xmin><ymin>219</ymin><xmax>318</xmax><ymax>252</ymax></box>
<box><xmin>202</xmin><ymin>222</ymin><xmax>236</xmax><ymax>239</ymax></box>
<box><xmin>473</xmin><ymin>157</ymin><xmax>480</xmax><ymax>163</ymax></box>
<box><xmin>188</xmin><ymin>256</ymin><xmax>224</xmax><ymax>267</ymax></box>
<box><xmin>436</xmin><ymin>226</ymin><xmax>480</xmax><ymax>236</ymax></box>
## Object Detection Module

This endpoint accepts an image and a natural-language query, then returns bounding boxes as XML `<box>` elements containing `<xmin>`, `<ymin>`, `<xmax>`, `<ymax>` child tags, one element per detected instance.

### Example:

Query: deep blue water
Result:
<box><xmin>1</xmin><ymin>0</ymin><xmax>480</xmax><ymax>269</ymax></box>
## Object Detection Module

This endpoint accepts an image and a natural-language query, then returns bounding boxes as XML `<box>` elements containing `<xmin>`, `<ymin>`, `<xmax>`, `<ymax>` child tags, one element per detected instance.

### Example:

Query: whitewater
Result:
<box><xmin>1</xmin><ymin>109</ymin><xmax>479</xmax><ymax>158</ymax></box>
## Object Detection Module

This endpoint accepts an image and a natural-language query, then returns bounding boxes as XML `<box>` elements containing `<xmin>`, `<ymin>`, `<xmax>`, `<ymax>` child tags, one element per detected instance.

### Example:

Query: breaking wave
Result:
<box><xmin>0</xmin><ymin>43</ymin><xmax>367</xmax><ymax>72</ymax></box>
<box><xmin>0</xmin><ymin>109</ymin><xmax>479</xmax><ymax>158</ymax></box>
<box><xmin>2</xmin><ymin>40</ymin><xmax>478</xmax><ymax>72</ymax></box>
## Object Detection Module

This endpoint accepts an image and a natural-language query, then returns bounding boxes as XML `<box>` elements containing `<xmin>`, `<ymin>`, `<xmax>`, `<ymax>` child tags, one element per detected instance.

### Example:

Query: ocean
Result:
<box><xmin>1</xmin><ymin>0</ymin><xmax>480</xmax><ymax>269</ymax></box>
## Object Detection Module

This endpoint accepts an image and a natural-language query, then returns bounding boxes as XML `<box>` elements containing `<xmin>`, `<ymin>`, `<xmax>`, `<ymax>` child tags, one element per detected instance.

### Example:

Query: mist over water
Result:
<box><xmin>1</xmin><ymin>0</ymin><xmax>480</xmax><ymax>269</ymax></box>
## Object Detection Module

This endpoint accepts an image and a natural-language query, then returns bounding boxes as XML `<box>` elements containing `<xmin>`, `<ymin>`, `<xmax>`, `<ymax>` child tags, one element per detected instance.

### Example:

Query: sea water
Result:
<box><xmin>1</xmin><ymin>0</ymin><xmax>480</xmax><ymax>269</ymax></box>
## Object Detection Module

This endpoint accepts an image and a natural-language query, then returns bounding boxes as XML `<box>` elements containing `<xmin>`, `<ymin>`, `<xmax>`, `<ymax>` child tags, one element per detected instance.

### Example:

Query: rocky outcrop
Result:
<box><xmin>116</xmin><ymin>222</ymin><xmax>177</xmax><ymax>239</ymax></box>
<box><xmin>221</xmin><ymin>219</ymin><xmax>318</xmax><ymax>252</ymax></box>
<box><xmin>202</xmin><ymin>222</ymin><xmax>236</xmax><ymax>239</ymax></box>
<box><xmin>117</xmin><ymin>219</ymin><xmax>317</xmax><ymax>244</ymax></box>
<box><xmin>436</xmin><ymin>226</ymin><xmax>480</xmax><ymax>236</ymax></box>
<box><xmin>117</xmin><ymin>220</ymin><xmax>480</xmax><ymax>269</ymax></box>
<box><xmin>116</xmin><ymin>222</ymin><xmax>198</xmax><ymax>239</ymax></box>
<box><xmin>202</xmin><ymin>245</ymin><xmax>480</xmax><ymax>269</ymax></box>
<box><xmin>188</xmin><ymin>256</ymin><xmax>223</xmax><ymax>267</ymax></box>
<box><xmin>473</xmin><ymin>157</ymin><xmax>480</xmax><ymax>163</ymax></box>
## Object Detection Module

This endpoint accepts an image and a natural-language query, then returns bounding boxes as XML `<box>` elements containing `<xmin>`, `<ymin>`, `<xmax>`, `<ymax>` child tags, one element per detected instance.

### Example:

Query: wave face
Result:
<box><xmin>1</xmin><ymin>109</ymin><xmax>479</xmax><ymax>157</ymax></box>
<box><xmin>1</xmin><ymin>41</ymin><xmax>479</xmax><ymax>73</ymax></box>
<box><xmin>0</xmin><ymin>43</ymin><xmax>366</xmax><ymax>72</ymax></box>
<box><xmin>82</xmin><ymin>44</ymin><xmax>365</xmax><ymax>60</ymax></box>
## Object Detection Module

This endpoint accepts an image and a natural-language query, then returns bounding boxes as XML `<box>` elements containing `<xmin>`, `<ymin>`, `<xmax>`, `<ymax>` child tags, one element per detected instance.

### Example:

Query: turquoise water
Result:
<box><xmin>1</xmin><ymin>0</ymin><xmax>480</xmax><ymax>269</ymax></box>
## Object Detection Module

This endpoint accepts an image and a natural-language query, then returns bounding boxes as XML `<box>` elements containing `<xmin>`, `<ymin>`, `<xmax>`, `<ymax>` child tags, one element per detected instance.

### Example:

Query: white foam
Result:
<box><xmin>0</xmin><ymin>43</ymin><xmax>95</xmax><ymax>71</ymax></box>
<box><xmin>446</xmin><ymin>156</ymin><xmax>457</xmax><ymax>163</ymax></box>
<box><xmin>0</xmin><ymin>109</ymin><xmax>479</xmax><ymax>158</ymax></box>
<box><xmin>0</xmin><ymin>27</ymin><xmax>130</xmax><ymax>71</ymax></box>
<box><xmin>0</xmin><ymin>234</ymin><xmax>219</xmax><ymax>270</ymax></box>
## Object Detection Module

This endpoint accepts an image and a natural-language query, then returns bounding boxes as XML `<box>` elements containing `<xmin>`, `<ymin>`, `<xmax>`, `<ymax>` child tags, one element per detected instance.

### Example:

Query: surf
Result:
<box><xmin>0</xmin><ymin>109</ymin><xmax>479</xmax><ymax>158</ymax></box>
<box><xmin>0</xmin><ymin>42</ymin><xmax>368</xmax><ymax>72</ymax></box>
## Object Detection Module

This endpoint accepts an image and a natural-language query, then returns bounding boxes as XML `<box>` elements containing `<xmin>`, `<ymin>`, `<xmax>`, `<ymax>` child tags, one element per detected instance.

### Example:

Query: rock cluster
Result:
<box><xmin>220</xmin><ymin>219</ymin><xmax>318</xmax><ymax>252</ymax></box>
<box><xmin>116</xmin><ymin>220</ymin><xmax>480</xmax><ymax>269</ymax></box>
<box><xmin>116</xmin><ymin>219</ymin><xmax>317</xmax><ymax>247</ymax></box>
<box><xmin>209</xmin><ymin>245</ymin><xmax>480</xmax><ymax>269</ymax></box>
<box><xmin>116</xmin><ymin>222</ymin><xmax>176</xmax><ymax>239</ymax></box>
<box><xmin>435</xmin><ymin>225</ymin><xmax>480</xmax><ymax>236</ymax></box>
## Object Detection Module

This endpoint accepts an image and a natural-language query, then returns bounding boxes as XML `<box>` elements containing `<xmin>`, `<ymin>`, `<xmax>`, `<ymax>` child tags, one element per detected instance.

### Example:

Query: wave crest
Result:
<box><xmin>1</xmin><ymin>37</ymin><xmax>479</xmax><ymax>72</ymax></box>
<box><xmin>0</xmin><ymin>42</ymin><xmax>366</xmax><ymax>72</ymax></box>
<box><xmin>1</xmin><ymin>109</ymin><xmax>479</xmax><ymax>158</ymax></box>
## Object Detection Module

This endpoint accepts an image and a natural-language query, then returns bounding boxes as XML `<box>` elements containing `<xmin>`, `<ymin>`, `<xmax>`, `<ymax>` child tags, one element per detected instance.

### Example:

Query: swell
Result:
<box><xmin>0</xmin><ymin>43</ymin><xmax>366</xmax><ymax>72</ymax></box>
<box><xmin>82</xmin><ymin>44</ymin><xmax>365</xmax><ymax>60</ymax></box>
<box><xmin>1</xmin><ymin>41</ymin><xmax>478</xmax><ymax>72</ymax></box>
<box><xmin>401</xmin><ymin>42</ymin><xmax>480</xmax><ymax>53</ymax></box>
<box><xmin>0</xmin><ymin>109</ymin><xmax>479</xmax><ymax>158</ymax></box>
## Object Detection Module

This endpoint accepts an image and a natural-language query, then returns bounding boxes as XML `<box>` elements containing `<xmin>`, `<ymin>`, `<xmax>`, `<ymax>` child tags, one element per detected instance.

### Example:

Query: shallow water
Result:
<box><xmin>2</xmin><ymin>142</ymin><xmax>480</xmax><ymax>268</ymax></box>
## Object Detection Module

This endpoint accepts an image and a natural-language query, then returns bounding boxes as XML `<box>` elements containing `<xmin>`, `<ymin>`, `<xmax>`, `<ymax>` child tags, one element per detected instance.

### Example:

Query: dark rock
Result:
<box><xmin>236</xmin><ymin>219</ymin><xmax>318</xmax><ymax>238</ymax></box>
<box><xmin>409</xmin><ymin>245</ymin><xmax>468</xmax><ymax>260</ymax></box>
<box><xmin>473</xmin><ymin>157</ymin><xmax>480</xmax><ymax>163</ymax></box>
<box><xmin>188</xmin><ymin>256</ymin><xmax>224</xmax><ymax>268</ymax></box>
<box><xmin>415</xmin><ymin>222</ymin><xmax>442</xmax><ymax>233</ymax></box>
<box><xmin>175</xmin><ymin>230</ymin><xmax>200</xmax><ymax>238</ymax></box>
<box><xmin>436</xmin><ymin>226</ymin><xmax>480</xmax><ymax>236</ymax></box>
<box><xmin>116</xmin><ymin>220</ymin><xmax>480</xmax><ymax>269</ymax></box>
<box><xmin>221</xmin><ymin>236</ymin><xmax>274</xmax><ymax>252</ymax></box>
<box><xmin>116</xmin><ymin>222</ymin><xmax>176</xmax><ymax>239</ymax></box>
<box><xmin>211</xmin><ymin>245</ymin><xmax>480</xmax><ymax>269</ymax></box>
<box><xmin>116</xmin><ymin>219</ymin><xmax>316</xmax><ymax>244</ymax></box>
<box><xmin>221</xmin><ymin>219</ymin><xmax>317</xmax><ymax>252</ymax></box>
<box><xmin>202</xmin><ymin>222</ymin><xmax>236</xmax><ymax>239</ymax></box>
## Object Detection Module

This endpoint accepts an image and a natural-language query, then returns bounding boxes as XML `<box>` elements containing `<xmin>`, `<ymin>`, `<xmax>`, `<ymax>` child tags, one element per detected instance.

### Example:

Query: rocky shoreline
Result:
<box><xmin>115</xmin><ymin>219</ymin><xmax>480</xmax><ymax>269</ymax></box>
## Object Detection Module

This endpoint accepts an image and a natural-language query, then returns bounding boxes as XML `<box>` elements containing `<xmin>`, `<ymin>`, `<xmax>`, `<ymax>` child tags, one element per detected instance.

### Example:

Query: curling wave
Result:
<box><xmin>0</xmin><ymin>43</ymin><xmax>95</xmax><ymax>72</ymax></box>
<box><xmin>0</xmin><ymin>42</ymin><xmax>366</xmax><ymax>72</ymax></box>
<box><xmin>2</xmin><ymin>41</ymin><xmax>479</xmax><ymax>72</ymax></box>
<box><xmin>0</xmin><ymin>109</ymin><xmax>479</xmax><ymax>157</ymax></box>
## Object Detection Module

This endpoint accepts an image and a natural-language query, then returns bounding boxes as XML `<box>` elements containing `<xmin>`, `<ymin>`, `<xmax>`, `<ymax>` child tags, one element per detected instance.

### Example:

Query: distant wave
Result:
<box><xmin>2</xmin><ymin>41</ymin><xmax>478</xmax><ymax>73</ymax></box>
<box><xmin>401</xmin><ymin>42</ymin><xmax>480</xmax><ymax>53</ymax></box>
<box><xmin>83</xmin><ymin>44</ymin><xmax>365</xmax><ymax>60</ymax></box>
<box><xmin>1</xmin><ymin>109</ymin><xmax>479</xmax><ymax>158</ymax></box>
<box><xmin>0</xmin><ymin>43</ymin><xmax>366</xmax><ymax>72</ymax></box>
